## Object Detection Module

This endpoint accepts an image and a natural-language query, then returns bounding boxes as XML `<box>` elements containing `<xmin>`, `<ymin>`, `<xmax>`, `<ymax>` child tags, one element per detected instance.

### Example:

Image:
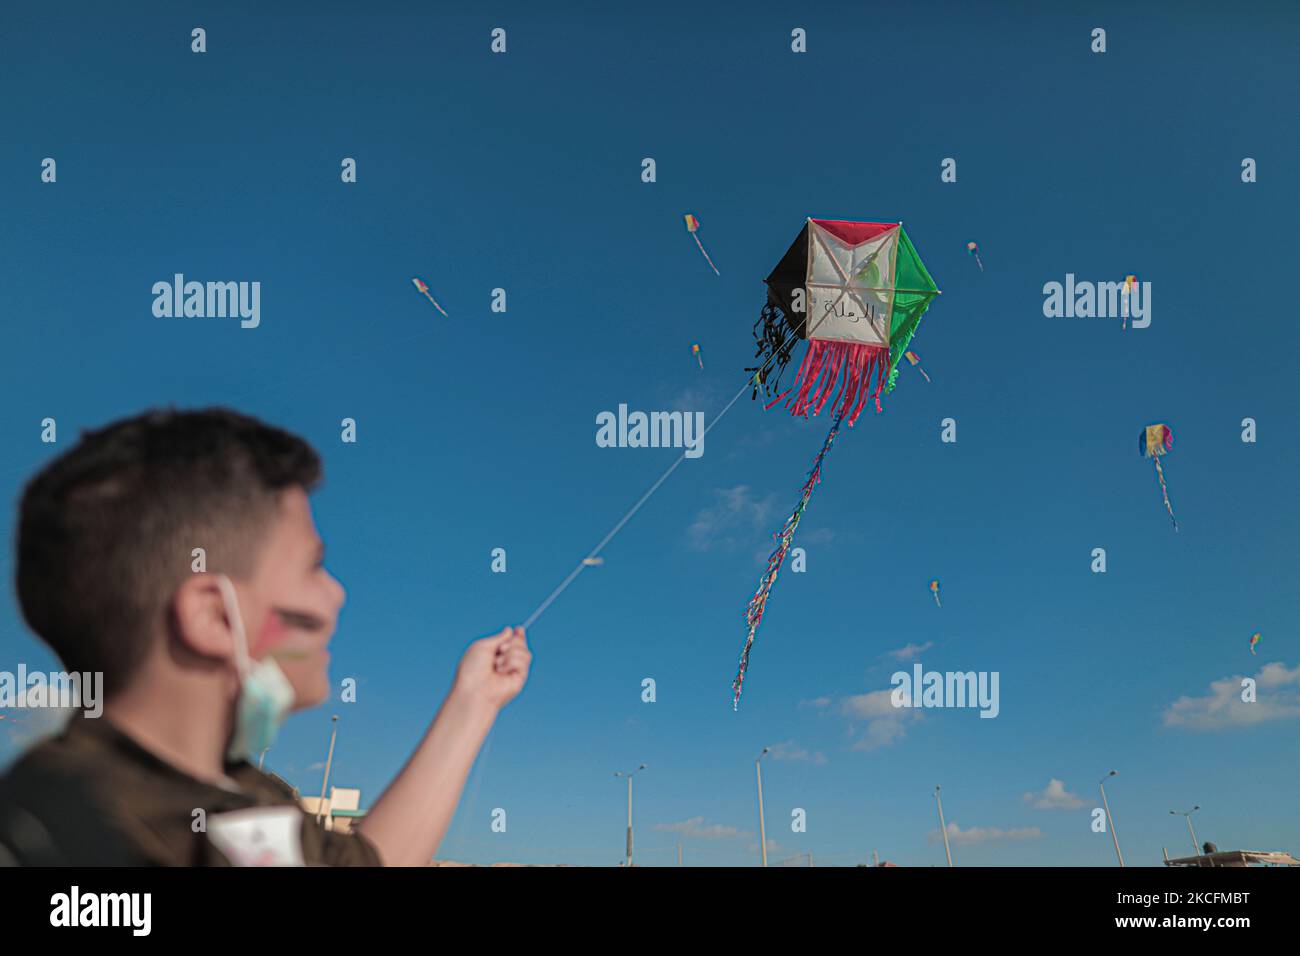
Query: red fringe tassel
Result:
<box><xmin>772</xmin><ymin>341</ymin><xmax>889</xmax><ymax>425</ymax></box>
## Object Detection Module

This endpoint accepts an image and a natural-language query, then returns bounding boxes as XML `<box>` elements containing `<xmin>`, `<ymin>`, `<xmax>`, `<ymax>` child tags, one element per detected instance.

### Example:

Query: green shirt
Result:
<box><xmin>0</xmin><ymin>715</ymin><xmax>382</xmax><ymax>866</ymax></box>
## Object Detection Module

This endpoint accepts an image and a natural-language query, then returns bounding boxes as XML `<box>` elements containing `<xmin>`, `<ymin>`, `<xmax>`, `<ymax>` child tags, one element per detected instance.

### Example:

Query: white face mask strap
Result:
<box><xmin>214</xmin><ymin>574</ymin><xmax>252</xmax><ymax>679</ymax></box>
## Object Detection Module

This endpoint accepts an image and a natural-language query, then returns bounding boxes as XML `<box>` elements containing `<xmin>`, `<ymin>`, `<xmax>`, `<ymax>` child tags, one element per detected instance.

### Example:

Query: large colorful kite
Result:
<box><xmin>1140</xmin><ymin>423</ymin><xmax>1178</xmax><ymax>531</ymax></box>
<box><xmin>733</xmin><ymin>219</ymin><xmax>939</xmax><ymax>708</ymax></box>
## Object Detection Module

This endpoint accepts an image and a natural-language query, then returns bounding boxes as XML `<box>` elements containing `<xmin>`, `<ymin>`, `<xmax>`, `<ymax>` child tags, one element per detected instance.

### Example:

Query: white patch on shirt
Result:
<box><xmin>207</xmin><ymin>806</ymin><xmax>304</xmax><ymax>866</ymax></box>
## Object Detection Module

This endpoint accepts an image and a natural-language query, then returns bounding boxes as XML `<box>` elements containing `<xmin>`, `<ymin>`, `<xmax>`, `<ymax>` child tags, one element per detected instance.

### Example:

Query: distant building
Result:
<box><xmin>1164</xmin><ymin>848</ymin><xmax>1298</xmax><ymax>867</ymax></box>
<box><xmin>297</xmin><ymin>785</ymin><xmax>367</xmax><ymax>833</ymax></box>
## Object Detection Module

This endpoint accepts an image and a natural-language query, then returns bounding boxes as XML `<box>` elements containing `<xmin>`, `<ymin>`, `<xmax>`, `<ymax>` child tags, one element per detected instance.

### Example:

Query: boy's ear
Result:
<box><xmin>173</xmin><ymin>575</ymin><xmax>239</xmax><ymax>663</ymax></box>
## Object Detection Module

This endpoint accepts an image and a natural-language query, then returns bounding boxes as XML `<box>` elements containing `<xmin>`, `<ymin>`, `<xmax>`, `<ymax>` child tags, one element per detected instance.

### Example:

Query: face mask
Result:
<box><xmin>215</xmin><ymin>574</ymin><xmax>296</xmax><ymax>763</ymax></box>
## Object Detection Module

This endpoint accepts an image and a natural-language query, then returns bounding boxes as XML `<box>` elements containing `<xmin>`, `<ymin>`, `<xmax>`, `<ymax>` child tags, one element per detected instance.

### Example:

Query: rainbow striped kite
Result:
<box><xmin>683</xmin><ymin>214</ymin><xmax>720</xmax><ymax>276</ymax></box>
<box><xmin>411</xmin><ymin>277</ymin><xmax>448</xmax><ymax>317</ymax></box>
<box><xmin>904</xmin><ymin>350</ymin><xmax>931</xmax><ymax>383</ymax></box>
<box><xmin>1140</xmin><ymin>424</ymin><xmax>1178</xmax><ymax>531</ymax></box>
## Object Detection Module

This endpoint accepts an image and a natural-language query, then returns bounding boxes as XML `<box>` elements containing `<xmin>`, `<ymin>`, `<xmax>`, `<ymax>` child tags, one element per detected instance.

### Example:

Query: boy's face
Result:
<box><xmin>241</xmin><ymin>487</ymin><xmax>345</xmax><ymax>710</ymax></box>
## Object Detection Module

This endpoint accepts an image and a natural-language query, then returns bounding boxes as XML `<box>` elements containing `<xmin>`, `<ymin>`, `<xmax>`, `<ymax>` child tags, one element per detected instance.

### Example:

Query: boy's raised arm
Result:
<box><xmin>356</xmin><ymin>627</ymin><xmax>531</xmax><ymax>866</ymax></box>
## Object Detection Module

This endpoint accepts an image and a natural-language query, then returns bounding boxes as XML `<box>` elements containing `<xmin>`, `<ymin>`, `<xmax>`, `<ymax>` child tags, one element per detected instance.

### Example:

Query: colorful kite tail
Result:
<box><xmin>423</xmin><ymin>291</ymin><xmax>449</xmax><ymax>317</ymax></box>
<box><xmin>692</xmin><ymin>233</ymin><xmax>720</xmax><ymax>276</ymax></box>
<box><xmin>732</xmin><ymin>410</ymin><xmax>845</xmax><ymax>709</ymax></box>
<box><xmin>1153</xmin><ymin>457</ymin><xmax>1178</xmax><ymax>531</ymax></box>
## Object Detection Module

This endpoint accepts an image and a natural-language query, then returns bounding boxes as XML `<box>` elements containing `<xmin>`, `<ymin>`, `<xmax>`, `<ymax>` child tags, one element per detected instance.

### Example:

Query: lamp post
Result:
<box><xmin>1170</xmin><ymin>806</ymin><xmax>1201</xmax><ymax>856</ymax></box>
<box><xmin>614</xmin><ymin>765</ymin><xmax>647</xmax><ymax>868</ymax></box>
<box><xmin>1099</xmin><ymin>771</ymin><xmax>1125</xmax><ymax>867</ymax></box>
<box><xmin>934</xmin><ymin>786</ymin><xmax>953</xmax><ymax>867</ymax></box>
<box><xmin>315</xmin><ymin>715</ymin><xmax>339</xmax><ymax>826</ymax></box>
<box><xmin>755</xmin><ymin>747</ymin><xmax>771</xmax><ymax>867</ymax></box>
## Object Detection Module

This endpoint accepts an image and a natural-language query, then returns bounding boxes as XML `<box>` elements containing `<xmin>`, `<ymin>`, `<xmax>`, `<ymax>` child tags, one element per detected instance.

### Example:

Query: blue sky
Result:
<box><xmin>1</xmin><ymin>1</ymin><xmax>1298</xmax><ymax>866</ymax></box>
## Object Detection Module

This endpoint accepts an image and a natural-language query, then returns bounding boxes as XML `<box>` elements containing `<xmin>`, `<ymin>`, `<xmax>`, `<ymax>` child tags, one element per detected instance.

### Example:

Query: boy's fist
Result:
<box><xmin>453</xmin><ymin>626</ymin><xmax>531</xmax><ymax>710</ymax></box>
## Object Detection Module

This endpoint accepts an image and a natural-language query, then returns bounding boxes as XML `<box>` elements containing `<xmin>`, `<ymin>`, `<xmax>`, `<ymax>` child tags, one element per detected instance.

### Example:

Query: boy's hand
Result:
<box><xmin>452</xmin><ymin>627</ymin><xmax>531</xmax><ymax>712</ymax></box>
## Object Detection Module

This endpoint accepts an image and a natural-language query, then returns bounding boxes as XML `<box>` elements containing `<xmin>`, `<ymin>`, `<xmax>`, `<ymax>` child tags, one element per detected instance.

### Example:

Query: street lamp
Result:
<box><xmin>1099</xmin><ymin>771</ymin><xmax>1125</xmax><ymax>867</ymax></box>
<box><xmin>614</xmin><ymin>764</ymin><xmax>647</xmax><ymax>868</ymax></box>
<box><xmin>315</xmin><ymin>715</ymin><xmax>339</xmax><ymax>826</ymax></box>
<box><xmin>934</xmin><ymin>786</ymin><xmax>953</xmax><ymax>867</ymax></box>
<box><xmin>1170</xmin><ymin>806</ymin><xmax>1202</xmax><ymax>856</ymax></box>
<box><xmin>755</xmin><ymin>748</ymin><xmax>771</xmax><ymax>868</ymax></box>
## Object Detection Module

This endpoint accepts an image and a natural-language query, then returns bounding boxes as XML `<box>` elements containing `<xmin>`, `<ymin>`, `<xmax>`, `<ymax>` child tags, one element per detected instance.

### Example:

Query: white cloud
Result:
<box><xmin>886</xmin><ymin>642</ymin><xmax>934</xmax><ymax>662</ymax></box>
<box><xmin>798</xmin><ymin>696</ymin><xmax>831</xmax><ymax>710</ymax></box>
<box><xmin>929</xmin><ymin>821</ymin><xmax>1043</xmax><ymax>846</ymax></box>
<box><xmin>653</xmin><ymin>817</ymin><xmax>748</xmax><ymax>840</ymax></box>
<box><xmin>1023</xmin><ymin>778</ymin><xmax>1086</xmax><ymax>810</ymax></box>
<box><xmin>840</xmin><ymin>689</ymin><xmax>922</xmax><ymax>751</ymax></box>
<box><xmin>665</xmin><ymin>384</ymin><xmax>721</xmax><ymax>413</ymax></box>
<box><xmin>766</xmin><ymin>740</ymin><xmax>827</xmax><ymax>765</ymax></box>
<box><xmin>687</xmin><ymin>485</ymin><xmax>776</xmax><ymax>552</ymax></box>
<box><xmin>1162</xmin><ymin>662</ymin><xmax>1300</xmax><ymax>731</ymax></box>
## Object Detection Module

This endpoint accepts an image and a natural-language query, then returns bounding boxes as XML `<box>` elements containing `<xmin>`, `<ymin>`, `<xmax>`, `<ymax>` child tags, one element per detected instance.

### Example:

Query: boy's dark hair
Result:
<box><xmin>16</xmin><ymin>408</ymin><xmax>322</xmax><ymax>698</ymax></box>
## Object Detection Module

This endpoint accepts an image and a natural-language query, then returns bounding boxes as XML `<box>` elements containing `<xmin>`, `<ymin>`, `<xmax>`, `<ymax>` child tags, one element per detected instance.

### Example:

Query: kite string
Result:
<box><xmin>518</xmin><ymin>301</ymin><xmax>841</xmax><ymax>633</ymax></box>
<box><xmin>520</xmin><ymin>375</ymin><xmax>751</xmax><ymax>631</ymax></box>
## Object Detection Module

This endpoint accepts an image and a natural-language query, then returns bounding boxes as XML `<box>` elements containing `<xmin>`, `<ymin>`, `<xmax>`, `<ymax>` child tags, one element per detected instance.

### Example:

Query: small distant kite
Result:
<box><xmin>930</xmin><ymin>580</ymin><xmax>941</xmax><ymax>607</ymax></box>
<box><xmin>1139</xmin><ymin>424</ymin><xmax>1178</xmax><ymax>531</ymax></box>
<box><xmin>411</xmin><ymin>277</ymin><xmax>448</xmax><ymax>317</ymax></box>
<box><xmin>966</xmin><ymin>241</ymin><xmax>984</xmax><ymax>272</ymax></box>
<box><xmin>582</xmin><ymin>557</ymin><xmax>605</xmax><ymax>567</ymax></box>
<box><xmin>691</xmin><ymin>343</ymin><xmax>704</xmax><ymax>370</ymax></box>
<box><xmin>684</xmin><ymin>214</ymin><xmax>720</xmax><ymax>276</ymax></box>
<box><xmin>1121</xmin><ymin>275</ymin><xmax>1138</xmax><ymax>330</ymax></box>
<box><xmin>904</xmin><ymin>350</ymin><xmax>931</xmax><ymax>383</ymax></box>
<box><xmin>1249</xmin><ymin>632</ymin><xmax>1261</xmax><ymax>655</ymax></box>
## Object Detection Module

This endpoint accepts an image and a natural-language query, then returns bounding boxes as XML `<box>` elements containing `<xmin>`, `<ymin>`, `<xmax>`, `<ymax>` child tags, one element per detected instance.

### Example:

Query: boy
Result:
<box><xmin>0</xmin><ymin>407</ymin><xmax>530</xmax><ymax>866</ymax></box>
